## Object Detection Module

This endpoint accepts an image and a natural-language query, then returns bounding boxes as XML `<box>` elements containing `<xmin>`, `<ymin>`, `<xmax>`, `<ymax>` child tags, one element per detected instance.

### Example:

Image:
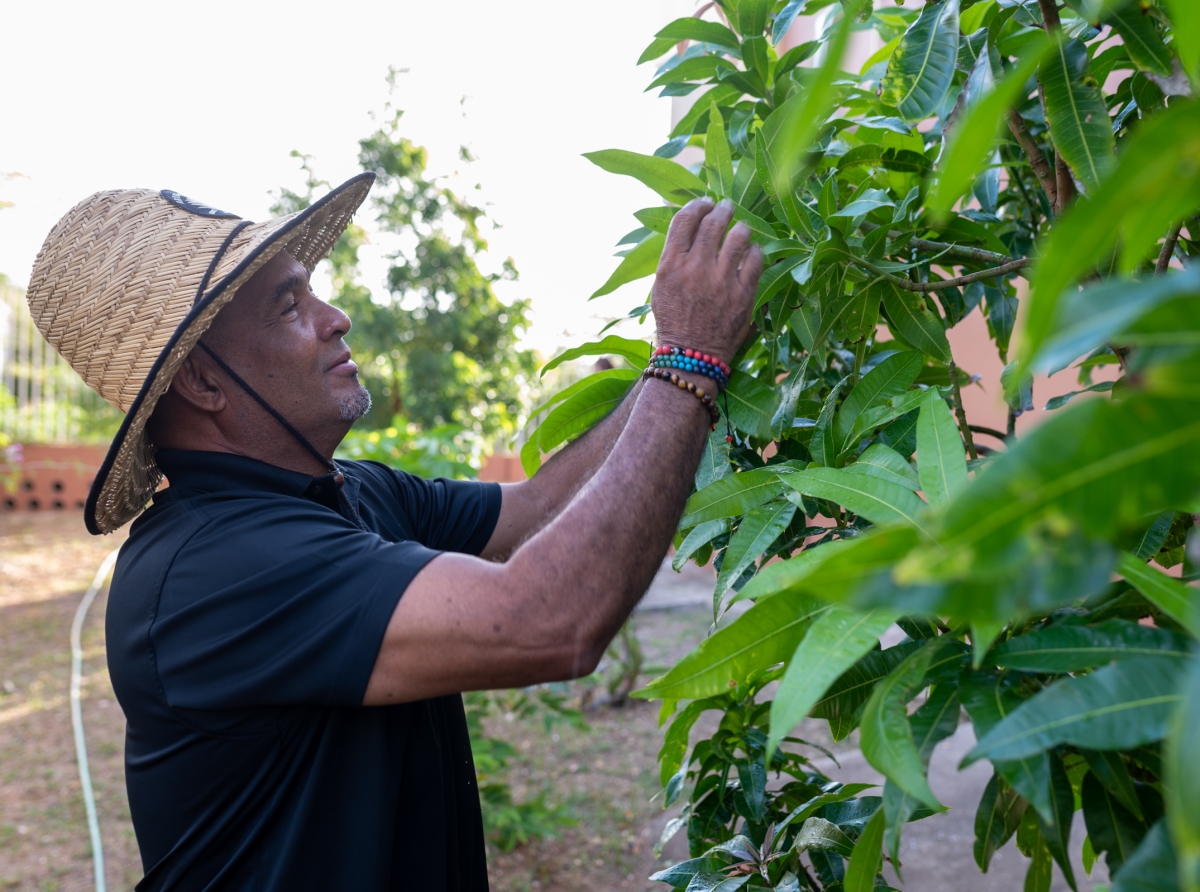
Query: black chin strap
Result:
<box><xmin>197</xmin><ymin>341</ymin><xmax>342</xmax><ymax>485</ymax></box>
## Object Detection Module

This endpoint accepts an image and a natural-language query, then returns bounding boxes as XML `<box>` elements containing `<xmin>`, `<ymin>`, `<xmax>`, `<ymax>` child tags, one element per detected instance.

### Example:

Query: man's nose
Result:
<box><xmin>319</xmin><ymin>300</ymin><xmax>352</xmax><ymax>340</ymax></box>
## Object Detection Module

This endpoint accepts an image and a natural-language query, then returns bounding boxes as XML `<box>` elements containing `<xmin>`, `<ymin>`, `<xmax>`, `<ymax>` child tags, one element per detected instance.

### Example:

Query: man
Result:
<box><xmin>26</xmin><ymin>174</ymin><xmax>761</xmax><ymax>890</ymax></box>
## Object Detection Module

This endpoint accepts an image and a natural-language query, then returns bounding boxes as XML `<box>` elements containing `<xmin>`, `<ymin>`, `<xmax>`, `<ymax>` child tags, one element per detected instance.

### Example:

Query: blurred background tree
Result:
<box><xmin>272</xmin><ymin>73</ymin><xmax>537</xmax><ymax>454</ymax></box>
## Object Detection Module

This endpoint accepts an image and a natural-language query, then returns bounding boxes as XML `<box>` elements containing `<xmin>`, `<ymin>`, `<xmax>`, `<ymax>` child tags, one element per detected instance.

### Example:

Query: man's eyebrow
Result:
<box><xmin>266</xmin><ymin>274</ymin><xmax>304</xmax><ymax>307</ymax></box>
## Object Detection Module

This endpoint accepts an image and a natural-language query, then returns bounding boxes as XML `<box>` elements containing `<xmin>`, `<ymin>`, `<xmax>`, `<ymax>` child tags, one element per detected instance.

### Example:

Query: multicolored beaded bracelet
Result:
<box><xmin>649</xmin><ymin>345</ymin><xmax>730</xmax><ymax>391</ymax></box>
<box><xmin>642</xmin><ymin>367</ymin><xmax>721</xmax><ymax>428</ymax></box>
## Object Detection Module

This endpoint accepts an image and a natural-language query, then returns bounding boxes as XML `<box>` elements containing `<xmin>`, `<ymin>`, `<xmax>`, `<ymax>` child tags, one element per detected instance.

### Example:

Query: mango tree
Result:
<box><xmin>525</xmin><ymin>0</ymin><xmax>1200</xmax><ymax>889</ymax></box>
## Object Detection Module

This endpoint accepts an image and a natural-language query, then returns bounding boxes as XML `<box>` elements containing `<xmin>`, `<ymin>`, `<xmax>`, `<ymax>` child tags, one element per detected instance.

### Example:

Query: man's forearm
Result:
<box><xmin>503</xmin><ymin>374</ymin><xmax>710</xmax><ymax>671</ymax></box>
<box><xmin>482</xmin><ymin>378</ymin><xmax>642</xmax><ymax>559</ymax></box>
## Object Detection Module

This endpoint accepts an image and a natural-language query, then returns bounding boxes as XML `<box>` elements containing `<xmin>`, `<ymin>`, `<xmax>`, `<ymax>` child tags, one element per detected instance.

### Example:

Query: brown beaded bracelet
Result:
<box><xmin>642</xmin><ymin>366</ymin><xmax>721</xmax><ymax>428</ymax></box>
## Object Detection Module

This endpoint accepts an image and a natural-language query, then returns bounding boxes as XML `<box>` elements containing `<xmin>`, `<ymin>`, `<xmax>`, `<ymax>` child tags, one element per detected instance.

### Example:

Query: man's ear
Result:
<box><xmin>169</xmin><ymin>348</ymin><xmax>229</xmax><ymax>413</ymax></box>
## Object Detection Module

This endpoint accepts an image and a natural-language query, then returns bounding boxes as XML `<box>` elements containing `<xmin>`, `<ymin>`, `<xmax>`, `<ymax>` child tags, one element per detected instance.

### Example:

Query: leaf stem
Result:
<box><xmin>947</xmin><ymin>358</ymin><xmax>978</xmax><ymax>460</ymax></box>
<box><xmin>854</xmin><ymin>257</ymin><xmax>1031</xmax><ymax>292</ymax></box>
<box><xmin>1156</xmin><ymin>221</ymin><xmax>1184</xmax><ymax>274</ymax></box>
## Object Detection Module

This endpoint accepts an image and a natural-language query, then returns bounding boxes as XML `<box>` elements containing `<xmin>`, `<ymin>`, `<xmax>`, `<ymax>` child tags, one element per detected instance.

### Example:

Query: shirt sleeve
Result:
<box><xmin>352</xmin><ymin>460</ymin><xmax>502</xmax><ymax>555</ymax></box>
<box><xmin>150</xmin><ymin>497</ymin><xmax>438</xmax><ymax>710</ymax></box>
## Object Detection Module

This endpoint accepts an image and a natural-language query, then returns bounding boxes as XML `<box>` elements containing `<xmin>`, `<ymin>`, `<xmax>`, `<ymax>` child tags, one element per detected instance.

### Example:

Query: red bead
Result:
<box><xmin>726</xmin><ymin>436</ymin><xmax>733</xmax><ymax>443</ymax></box>
<box><xmin>683</xmin><ymin>348</ymin><xmax>693</xmax><ymax>358</ymax></box>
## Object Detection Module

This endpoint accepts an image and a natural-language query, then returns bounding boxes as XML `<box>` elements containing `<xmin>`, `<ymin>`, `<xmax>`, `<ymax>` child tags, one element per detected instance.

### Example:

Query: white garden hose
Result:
<box><xmin>71</xmin><ymin>547</ymin><xmax>120</xmax><ymax>892</ymax></box>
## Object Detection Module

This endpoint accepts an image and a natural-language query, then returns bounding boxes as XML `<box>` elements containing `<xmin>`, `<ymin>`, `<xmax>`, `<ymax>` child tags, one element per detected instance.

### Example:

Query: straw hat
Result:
<box><xmin>26</xmin><ymin>173</ymin><xmax>375</xmax><ymax>535</ymax></box>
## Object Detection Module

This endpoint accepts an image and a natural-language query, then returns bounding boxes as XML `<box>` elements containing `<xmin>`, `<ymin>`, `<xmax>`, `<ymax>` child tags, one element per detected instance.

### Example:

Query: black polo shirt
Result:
<box><xmin>106</xmin><ymin>449</ymin><xmax>501</xmax><ymax>891</ymax></box>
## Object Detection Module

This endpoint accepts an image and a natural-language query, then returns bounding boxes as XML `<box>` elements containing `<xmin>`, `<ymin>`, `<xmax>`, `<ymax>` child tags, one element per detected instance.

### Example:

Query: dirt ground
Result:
<box><xmin>0</xmin><ymin>512</ymin><xmax>752</xmax><ymax>892</ymax></box>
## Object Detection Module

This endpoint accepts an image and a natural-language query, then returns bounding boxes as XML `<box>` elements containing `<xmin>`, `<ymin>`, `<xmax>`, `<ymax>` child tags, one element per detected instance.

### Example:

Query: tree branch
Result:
<box><xmin>948</xmin><ymin>358</ymin><xmax>978</xmax><ymax>460</ymax></box>
<box><xmin>1006</xmin><ymin>109</ymin><xmax>1058</xmax><ymax>212</ymax></box>
<box><xmin>855</xmin><ymin>257</ymin><xmax>1032</xmax><ymax>292</ymax></box>
<box><xmin>1156</xmin><ymin>221</ymin><xmax>1184</xmax><ymax>274</ymax></box>
<box><xmin>1036</xmin><ymin>0</ymin><xmax>1062</xmax><ymax>30</ymax></box>
<box><xmin>859</xmin><ymin>221</ymin><xmax>1019</xmax><ymax>268</ymax></box>
<box><xmin>969</xmin><ymin>424</ymin><xmax>1009</xmax><ymax>441</ymax></box>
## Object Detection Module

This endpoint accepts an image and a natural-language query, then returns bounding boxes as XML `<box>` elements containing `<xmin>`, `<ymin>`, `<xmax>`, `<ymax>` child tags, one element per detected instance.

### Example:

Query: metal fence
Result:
<box><xmin>0</xmin><ymin>277</ymin><xmax>118</xmax><ymax>444</ymax></box>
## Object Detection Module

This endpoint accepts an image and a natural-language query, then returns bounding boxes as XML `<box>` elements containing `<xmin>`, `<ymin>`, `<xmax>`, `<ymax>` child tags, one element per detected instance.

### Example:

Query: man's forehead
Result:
<box><xmin>237</xmin><ymin>250</ymin><xmax>309</xmax><ymax>305</ymax></box>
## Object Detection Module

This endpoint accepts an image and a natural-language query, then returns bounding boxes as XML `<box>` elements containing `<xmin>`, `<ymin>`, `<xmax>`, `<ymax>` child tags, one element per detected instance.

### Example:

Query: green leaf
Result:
<box><xmin>768</xmin><ymin>606</ymin><xmax>900</xmax><ymax>756</ymax></box>
<box><xmin>846</xmin><ymin>443</ymin><xmax>920</xmax><ymax>491</ymax></box>
<box><xmin>1082</xmin><ymin>769</ymin><xmax>1147</xmax><ymax>876</ymax></box>
<box><xmin>1109</xmin><ymin>6</ymin><xmax>1173</xmax><ymax>77</ymax></box>
<box><xmin>1163</xmin><ymin>0</ymin><xmax>1200</xmax><ymax>83</ymax></box>
<box><xmin>680</xmin><ymin>466</ymin><xmax>795</xmax><ymax>527</ymax></box>
<box><xmin>1026</xmin><ymin>829</ymin><xmax>1054</xmax><ymax>892</ymax></box>
<box><xmin>773</xmin><ymin>0</ymin><xmax>807</xmax><ymax>44</ymax></box>
<box><xmin>930</xmin><ymin>32</ymin><xmax>1049</xmax><ymax>216</ymax></box>
<box><xmin>540</xmin><ymin>335</ymin><xmax>651</xmax><ymax>376</ymax></box>
<box><xmin>783</xmin><ymin>467</ymin><xmax>933</xmax><ymax>534</ymax></box>
<box><xmin>695</xmin><ymin>427</ymin><xmax>733</xmax><ymax>492</ymax></box>
<box><xmin>844</xmin><ymin>808</ymin><xmax>885</xmax><ymax>892</ymax></box>
<box><xmin>705</xmin><ymin>104</ymin><xmax>735</xmax><ymax>198</ymax></box>
<box><xmin>637</xmin><ymin>37</ymin><xmax>677</xmax><ymax>65</ymax></box>
<box><xmin>670</xmin><ymin>84</ymin><xmax>743</xmax><ymax>138</ymax></box>
<box><xmin>938</xmin><ymin>395</ymin><xmax>1200</xmax><ymax>559</ymax></box>
<box><xmin>658</xmin><ymin>698</ymin><xmax>720</xmax><ymax>786</ymax></box>
<box><xmin>757</xmin><ymin>16</ymin><xmax>851</xmax><ymax>233</ymax></box>
<box><xmin>1044</xmin><ymin>381</ymin><xmax>1114</xmax><ymax>411</ymax></box>
<box><xmin>1038</xmin><ymin>752</ymin><xmax>1078</xmax><ymax>891</ymax></box>
<box><xmin>634</xmin><ymin>588</ymin><xmax>829</xmax><ymax>701</ymax></box>
<box><xmin>975</xmin><ymin>773</ymin><xmax>1028</xmax><ymax>872</ymax></box>
<box><xmin>645</xmin><ymin>55</ymin><xmax>723</xmax><ymax>91</ymax></box>
<box><xmin>725</xmin><ymin>371</ymin><xmax>779</xmax><ymax>440</ymax></box>
<box><xmin>884</xmin><ymin>684</ymin><xmax>961</xmax><ymax>865</ymax></box>
<box><xmin>1111</xmin><ymin>820</ymin><xmax>1182</xmax><ymax>892</ymax></box>
<box><xmin>880</xmin><ymin>0</ymin><xmax>961</xmax><ymax>123</ymax></box>
<box><xmin>1038</xmin><ymin>37</ymin><xmax>1115</xmax><ymax>191</ymax></box>
<box><xmin>832</xmin><ymin>350</ymin><xmax>923</xmax><ymax>455</ymax></box>
<box><xmin>879</xmin><ymin>280</ymin><xmax>953</xmax><ymax>363</ymax></box>
<box><xmin>634</xmin><ymin>205</ymin><xmax>678</xmax><ymax>233</ymax></box>
<box><xmin>522</xmin><ymin>371</ymin><xmax>637</xmax><ymax>475</ymax></box>
<box><xmin>1117</xmin><ymin>552</ymin><xmax>1200</xmax><ymax>639</ymax></box>
<box><xmin>755</xmin><ymin>253</ymin><xmax>812</xmax><ymax>311</ymax></box>
<box><xmin>714</xmin><ymin>500</ymin><xmax>798</xmax><ymax>602</ymax></box>
<box><xmin>1166</xmin><ymin>654</ymin><xmax>1200</xmax><ymax>892</ymax></box>
<box><xmin>1026</xmin><ymin>102</ymin><xmax>1200</xmax><ymax>360</ymax></box>
<box><xmin>582</xmin><ymin>149</ymin><xmax>708</xmax><ymax>204</ymax></box>
<box><xmin>828</xmin><ymin>187</ymin><xmax>894</xmax><ymax>219</ymax></box>
<box><xmin>794</xmin><ymin>817</ymin><xmax>856</xmax><ymax>858</ymax></box>
<box><xmin>590</xmin><ymin>232</ymin><xmax>664</xmax><ymax>299</ymax></box>
<box><xmin>731</xmin><ymin>539</ymin><xmax>854</xmax><ymax>604</ymax></box>
<box><xmin>916</xmin><ymin>389</ymin><xmax>967</xmax><ymax>509</ymax></box>
<box><xmin>959</xmin><ymin>673</ymin><xmax>1056</xmax><ymax>827</ymax></box>
<box><xmin>811</xmin><ymin>640</ymin><xmax>923</xmax><ymax>732</ymax></box>
<box><xmin>1081</xmin><ymin>749</ymin><xmax>1145</xmax><ymax>821</ymax></box>
<box><xmin>991</xmin><ymin>619</ymin><xmax>1192</xmax><ymax>673</ymax></box>
<box><xmin>967</xmin><ymin>657</ymin><xmax>1188</xmax><ymax>764</ymax></box>
<box><xmin>654</xmin><ymin>17</ymin><xmax>741</xmax><ymax>49</ymax></box>
<box><xmin>860</xmin><ymin>641</ymin><xmax>943</xmax><ymax>810</ymax></box>
<box><xmin>674</xmin><ymin>519</ymin><xmax>729</xmax><ymax>571</ymax></box>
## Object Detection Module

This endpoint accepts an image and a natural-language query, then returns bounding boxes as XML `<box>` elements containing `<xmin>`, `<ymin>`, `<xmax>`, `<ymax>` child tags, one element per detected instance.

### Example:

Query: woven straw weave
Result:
<box><xmin>25</xmin><ymin>174</ymin><xmax>374</xmax><ymax>533</ymax></box>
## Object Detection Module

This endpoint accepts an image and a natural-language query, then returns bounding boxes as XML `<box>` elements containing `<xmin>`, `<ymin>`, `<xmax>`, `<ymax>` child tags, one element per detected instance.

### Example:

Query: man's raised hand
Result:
<box><xmin>651</xmin><ymin>197</ymin><xmax>763</xmax><ymax>367</ymax></box>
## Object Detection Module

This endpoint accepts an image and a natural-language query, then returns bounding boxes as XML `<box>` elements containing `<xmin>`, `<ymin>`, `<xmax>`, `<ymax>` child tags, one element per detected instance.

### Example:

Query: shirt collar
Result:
<box><xmin>154</xmin><ymin>449</ymin><xmax>317</xmax><ymax>500</ymax></box>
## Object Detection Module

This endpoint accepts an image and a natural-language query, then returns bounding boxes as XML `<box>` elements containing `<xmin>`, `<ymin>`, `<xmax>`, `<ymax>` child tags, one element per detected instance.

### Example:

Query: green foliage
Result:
<box><xmin>527</xmin><ymin>0</ymin><xmax>1200</xmax><ymax>888</ymax></box>
<box><xmin>464</xmin><ymin>686</ymin><xmax>586</xmax><ymax>852</ymax></box>
<box><xmin>273</xmin><ymin>77</ymin><xmax>536</xmax><ymax>447</ymax></box>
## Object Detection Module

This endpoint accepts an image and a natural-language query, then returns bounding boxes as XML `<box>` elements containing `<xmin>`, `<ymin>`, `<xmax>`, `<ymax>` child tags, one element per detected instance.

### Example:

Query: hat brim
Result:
<box><xmin>85</xmin><ymin>172</ymin><xmax>375</xmax><ymax>534</ymax></box>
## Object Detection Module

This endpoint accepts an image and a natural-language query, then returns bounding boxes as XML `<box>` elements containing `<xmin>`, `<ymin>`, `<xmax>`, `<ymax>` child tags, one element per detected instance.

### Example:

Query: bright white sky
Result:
<box><xmin>0</xmin><ymin>0</ymin><xmax>699</xmax><ymax>357</ymax></box>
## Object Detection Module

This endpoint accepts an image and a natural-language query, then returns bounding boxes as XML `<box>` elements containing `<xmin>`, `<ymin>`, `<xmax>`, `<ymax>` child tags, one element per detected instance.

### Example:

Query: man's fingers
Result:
<box><xmin>662</xmin><ymin>197</ymin><xmax>714</xmax><ymax>261</ymax></box>
<box><xmin>719</xmin><ymin>221</ymin><xmax>752</xmax><ymax>276</ymax></box>
<box><xmin>689</xmin><ymin>199</ymin><xmax>735</xmax><ymax>257</ymax></box>
<box><xmin>737</xmin><ymin>243</ymin><xmax>765</xmax><ymax>293</ymax></box>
